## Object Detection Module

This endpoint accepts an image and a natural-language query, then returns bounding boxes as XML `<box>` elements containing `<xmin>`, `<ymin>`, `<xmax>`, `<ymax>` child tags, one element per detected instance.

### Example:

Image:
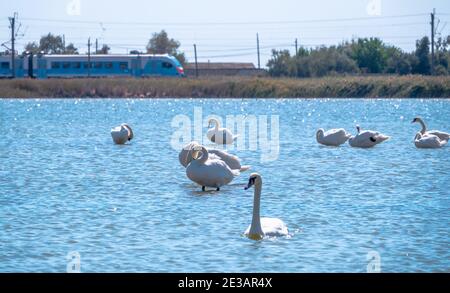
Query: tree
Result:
<box><xmin>23</xmin><ymin>33</ymin><xmax>79</xmax><ymax>55</ymax></box>
<box><xmin>24</xmin><ymin>42</ymin><xmax>40</xmax><ymax>54</ymax></box>
<box><xmin>306</xmin><ymin>46</ymin><xmax>359</xmax><ymax>77</ymax></box>
<box><xmin>146</xmin><ymin>30</ymin><xmax>186</xmax><ymax>65</ymax></box>
<box><xmin>266</xmin><ymin>50</ymin><xmax>292</xmax><ymax>77</ymax></box>
<box><xmin>350</xmin><ymin>38</ymin><xmax>387</xmax><ymax>73</ymax></box>
<box><xmin>384</xmin><ymin>47</ymin><xmax>412</xmax><ymax>75</ymax></box>
<box><xmin>434</xmin><ymin>35</ymin><xmax>450</xmax><ymax>75</ymax></box>
<box><xmin>96</xmin><ymin>44</ymin><xmax>110</xmax><ymax>54</ymax></box>
<box><xmin>39</xmin><ymin>33</ymin><xmax>65</xmax><ymax>54</ymax></box>
<box><xmin>64</xmin><ymin>43</ymin><xmax>78</xmax><ymax>54</ymax></box>
<box><xmin>412</xmin><ymin>37</ymin><xmax>431</xmax><ymax>75</ymax></box>
<box><xmin>129</xmin><ymin>50</ymin><xmax>143</xmax><ymax>54</ymax></box>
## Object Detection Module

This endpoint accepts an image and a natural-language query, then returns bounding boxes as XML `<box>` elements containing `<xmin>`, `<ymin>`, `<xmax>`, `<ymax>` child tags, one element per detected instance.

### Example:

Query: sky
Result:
<box><xmin>1</xmin><ymin>0</ymin><xmax>450</xmax><ymax>67</ymax></box>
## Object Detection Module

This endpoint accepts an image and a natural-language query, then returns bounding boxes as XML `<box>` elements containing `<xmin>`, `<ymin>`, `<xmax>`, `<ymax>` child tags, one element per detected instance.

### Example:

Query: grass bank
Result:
<box><xmin>0</xmin><ymin>76</ymin><xmax>449</xmax><ymax>98</ymax></box>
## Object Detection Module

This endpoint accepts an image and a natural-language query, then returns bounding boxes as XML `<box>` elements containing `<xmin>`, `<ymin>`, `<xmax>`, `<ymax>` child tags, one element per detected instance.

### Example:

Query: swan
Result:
<box><xmin>348</xmin><ymin>125</ymin><xmax>390</xmax><ymax>148</ymax></box>
<box><xmin>316</xmin><ymin>128</ymin><xmax>351</xmax><ymax>146</ymax></box>
<box><xmin>179</xmin><ymin>141</ymin><xmax>250</xmax><ymax>172</ymax></box>
<box><xmin>244</xmin><ymin>173</ymin><xmax>288</xmax><ymax>240</ymax></box>
<box><xmin>206</xmin><ymin>118</ymin><xmax>238</xmax><ymax>145</ymax></box>
<box><xmin>412</xmin><ymin>117</ymin><xmax>450</xmax><ymax>141</ymax></box>
<box><xmin>186</xmin><ymin>145</ymin><xmax>239</xmax><ymax>191</ymax></box>
<box><xmin>111</xmin><ymin>123</ymin><xmax>134</xmax><ymax>144</ymax></box>
<box><xmin>414</xmin><ymin>132</ymin><xmax>447</xmax><ymax>149</ymax></box>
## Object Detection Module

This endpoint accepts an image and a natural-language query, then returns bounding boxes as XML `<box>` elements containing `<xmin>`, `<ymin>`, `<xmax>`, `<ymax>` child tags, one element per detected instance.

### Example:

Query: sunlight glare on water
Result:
<box><xmin>0</xmin><ymin>98</ymin><xmax>449</xmax><ymax>272</ymax></box>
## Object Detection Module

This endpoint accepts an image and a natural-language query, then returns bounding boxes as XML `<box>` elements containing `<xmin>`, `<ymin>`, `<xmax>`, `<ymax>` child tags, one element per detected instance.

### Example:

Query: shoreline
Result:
<box><xmin>0</xmin><ymin>76</ymin><xmax>449</xmax><ymax>98</ymax></box>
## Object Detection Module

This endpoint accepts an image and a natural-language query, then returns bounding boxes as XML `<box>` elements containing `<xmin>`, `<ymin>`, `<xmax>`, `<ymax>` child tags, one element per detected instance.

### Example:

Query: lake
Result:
<box><xmin>0</xmin><ymin>98</ymin><xmax>449</xmax><ymax>272</ymax></box>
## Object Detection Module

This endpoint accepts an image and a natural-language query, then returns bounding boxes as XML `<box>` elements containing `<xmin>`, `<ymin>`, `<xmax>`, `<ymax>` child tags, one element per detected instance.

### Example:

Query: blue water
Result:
<box><xmin>0</xmin><ymin>98</ymin><xmax>449</xmax><ymax>272</ymax></box>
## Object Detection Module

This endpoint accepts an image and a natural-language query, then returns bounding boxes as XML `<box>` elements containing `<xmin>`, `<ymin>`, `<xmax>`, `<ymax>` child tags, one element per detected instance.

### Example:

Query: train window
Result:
<box><xmin>72</xmin><ymin>62</ymin><xmax>81</xmax><ymax>69</ymax></box>
<box><xmin>119</xmin><ymin>62</ymin><xmax>128</xmax><ymax>70</ymax></box>
<box><xmin>51</xmin><ymin>62</ymin><xmax>60</xmax><ymax>69</ymax></box>
<box><xmin>104</xmin><ymin>62</ymin><xmax>113</xmax><ymax>69</ymax></box>
<box><xmin>62</xmin><ymin>62</ymin><xmax>70</xmax><ymax>69</ymax></box>
<box><xmin>83</xmin><ymin>62</ymin><xmax>91</xmax><ymax>69</ymax></box>
<box><xmin>95</xmin><ymin>62</ymin><xmax>103</xmax><ymax>69</ymax></box>
<box><xmin>162</xmin><ymin>62</ymin><xmax>173</xmax><ymax>69</ymax></box>
<box><xmin>1</xmin><ymin>62</ymin><xmax>10</xmax><ymax>69</ymax></box>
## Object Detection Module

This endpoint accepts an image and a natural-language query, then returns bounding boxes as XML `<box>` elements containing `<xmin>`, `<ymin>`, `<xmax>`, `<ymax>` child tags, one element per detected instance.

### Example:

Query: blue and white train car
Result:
<box><xmin>34</xmin><ymin>54</ymin><xmax>184</xmax><ymax>78</ymax></box>
<box><xmin>0</xmin><ymin>55</ymin><xmax>27</xmax><ymax>78</ymax></box>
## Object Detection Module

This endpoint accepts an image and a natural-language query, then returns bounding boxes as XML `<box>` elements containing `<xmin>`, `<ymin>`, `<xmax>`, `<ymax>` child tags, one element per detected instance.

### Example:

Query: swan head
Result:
<box><xmin>316</xmin><ymin>128</ymin><xmax>324</xmax><ymax>138</ymax></box>
<box><xmin>121</xmin><ymin>123</ymin><xmax>133</xmax><ymax>141</ymax></box>
<box><xmin>411</xmin><ymin>117</ymin><xmax>422</xmax><ymax>124</ymax></box>
<box><xmin>244</xmin><ymin>173</ymin><xmax>261</xmax><ymax>190</ymax></box>
<box><xmin>207</xmin><ymin>118</ymin><xmax>219</xmax><ymax>128</ymax></box>
<box><xmin>191</xmin><ymin>145</ymin><xmax>206</xmax><ymax>160</ymax></box>
<box><xmin>179</xmin><ymin>141</ymin><xmax>200</xmax><ymax>167</ymax></box>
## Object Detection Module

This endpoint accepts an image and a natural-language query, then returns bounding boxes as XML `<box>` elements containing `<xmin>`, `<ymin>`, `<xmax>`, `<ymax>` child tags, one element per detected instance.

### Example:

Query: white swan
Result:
<box><xmin>111</xmin><ymin>123</ymin><xmax>134</xmax><ymax>144</ymax></box>
<box><xmin>206</xmin><ymin>118</ymin><xmax>238</xmax><ymax>145</ymax></box>
<box><xmin>316</xmin><ymin>128</ymin><xmax>351</xmax><ymax>146</ymax></box>
<box><xmin>349</xmin><ymin>125</ymin><xmax>390</xmax><ymax>148</ymax></box>
<box><xmin>244</xmin><ymin>173</ymin><xmax>288</xmax><ymax>240</ymax></box>
<box><xmin>186</xmin><ymin>145</ymin><xmax>239</xmax><ymax>191</ymax></box>
<box><xmin>414</xmin><ymin>132</ymin><xmax>448</xmax><ymax>149</ymax></box>
<box><xmin>412</xmin><ymin>117</ymin><xmax>450</xmax><ymax>141</ymax></box>
<box><xmin>179</xmin><ymin>141</ymin><xmax>250</xmax><ymax>172</ymax></box>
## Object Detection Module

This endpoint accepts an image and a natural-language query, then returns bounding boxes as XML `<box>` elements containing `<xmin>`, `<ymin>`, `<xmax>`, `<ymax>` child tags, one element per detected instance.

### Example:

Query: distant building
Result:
<box><xmin>184</xmin><ymin>62</ymin><xmax>267</xmax><ymax>77</ymax></box>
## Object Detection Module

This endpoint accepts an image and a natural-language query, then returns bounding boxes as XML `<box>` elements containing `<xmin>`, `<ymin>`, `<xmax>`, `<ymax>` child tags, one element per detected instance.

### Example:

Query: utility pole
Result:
<box><xmin>256</xmin><ymin>33</ymin><xmax>261</xmax><ymax>69</ymax></box>
<box><xmin>431</xmin><ymin>8</ymin><xmax>436</xmax><ymax>75</ymax></box>
<box><xmin>63</xmin><ymin>34</ymin><xmax>65</xmax><ymax>50</ymax></box>
<box><xmin>87</xmin><ymin>37</ymin><xmax>91</xmax><ymax>77</ymax></box>
<box><xmin>194</xmin><ymin>44</ymin><xmax>198</xmax><ymax>78</ymax></box>
<box><xmin>295</xmin><ymin>38</ymin><xmax>299</xmax><ymax>77</ymax></box>
<box><xmin>9</xmin><ymin>15</ymin><xmax>15</xmax><ymax>78</ymax></box>
<box><xmin>95</xmin><ymin>38</ymin><xmax>98</xmax><ymax>54</ymax></box>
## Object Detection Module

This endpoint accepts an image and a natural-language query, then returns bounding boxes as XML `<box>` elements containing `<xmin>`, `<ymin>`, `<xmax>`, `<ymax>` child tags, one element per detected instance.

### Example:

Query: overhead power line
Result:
<box><xmin>18</xmin><ymin>13</ymin><xmax>428</xmax><ymax>26</ymax></box>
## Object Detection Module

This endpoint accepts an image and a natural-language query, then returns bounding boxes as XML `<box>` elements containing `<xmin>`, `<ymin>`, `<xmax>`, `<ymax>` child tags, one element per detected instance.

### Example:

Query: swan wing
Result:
<box><xmin>321</xmin><ymin>128</ymin><xmax>351</xmax><ymax>146</ymax></box>
<box><xmin>349</xmin><ymin>130</ymin><xmax>389</xmax><ymax>148</ymax></box>
<box><xmin>427</xmin><ymin>130</ymin><xmax>450</xmax><ymax>142</ymax></box>
<box><xmin>208</xmin><ymin>149</ymin><xmax>249</xmax><ymax>171</ymax></box>
<box><xmin>260</xmin><ymin>217</ymin><xmax>288</xmax><ymax>237</ymax></box>
<box><xmin>208</xmin><ymin>149</ymin><xmax>240</xmax><ymax>169</ymax></box>
<box><xmin>186</xmin><ymin>159</ymin><xmax>236</xmax><ymax>188</ymax></box>
<box><xmin>209</xmin><ymin>128</ymin><xmax>236</xmax><ymax>145</ymax></box>
<box><xmin>415</xmin><ymin>134</ymin><xmax>447</xmax><ymax>148</ymax></box>
<box><xmin>111</xmin><ymin>126</ymin><xmax>128</xmax><ymax>144</ymax></box>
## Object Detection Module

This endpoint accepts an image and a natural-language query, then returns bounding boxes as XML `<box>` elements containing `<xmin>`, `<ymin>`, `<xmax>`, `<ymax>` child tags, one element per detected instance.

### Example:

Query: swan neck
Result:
<box><xmin>316</xmin><ymin>130</ymin><xmax>323</xmax><ymax>142</ymax></box>
<box><xmin>250</xmin><ymin>182</ymin><xmax>263</xmax><ymax>236</ymax></box>
<box><xmin>418</xmin><ymin>119</ymin><xmax>426</xmax><ymax>134</ymax></box>
<box><xmin>415</xmin><ymin>132</ymin><xmax>422</xmax><ymax>141</ymax></box>
<box><xmin>197</xmin><ymin>146</ymin><xmax>209</xmax><ymax>164</ymax></box>
<box><xmin>123</xmin><ymin>125</ymin><xmax>133</xmax><ymax>140</ymax></box>
<box><xmin>211</xmin><ymin>118</ymin><xmax>220</xmax><ymax>130</ymax></box>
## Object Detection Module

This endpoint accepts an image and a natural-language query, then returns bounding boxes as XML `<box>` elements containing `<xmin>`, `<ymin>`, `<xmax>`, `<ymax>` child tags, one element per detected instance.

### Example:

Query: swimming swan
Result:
<box><xmin>244</xmin><ymin>173</ymin><xmax>288</xmax><ymax>240</ymax></box>
<box><xmin>349</xmin><ymin>125</ymin><xmax>390</xmax><ymax>148</ymax></box>
<box><xmin>186</xmin><ymin>145</ymin><xmax>239</xmax><ymax>191</ymax></box>
<box><xmin>111</xmin><ymin>123</ymin><xmax>134</xmax><ymax>144</ymax></box>
<box><xmin>414</xmin><ymin>132</ymin><xmax>448</xmax><ymax>149</ymax></box>
<box><xmin>179</xmin><ymin>142</ymin><xmax>250</xmax><ymax>172</ymax></box>
<box><xmin>316</xmin><ymin>128</ymin><xmax>351</xmax><ymax>146</ymax></box>
<box><xmin>412</xmin><ymin>117</ymin><xmax>450</xmax><ymax>141</ymax></box>
<box><xmin>206</xmin><ymin>118</ymin><xmax>238</xmax><ymax>145</ymax></box>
